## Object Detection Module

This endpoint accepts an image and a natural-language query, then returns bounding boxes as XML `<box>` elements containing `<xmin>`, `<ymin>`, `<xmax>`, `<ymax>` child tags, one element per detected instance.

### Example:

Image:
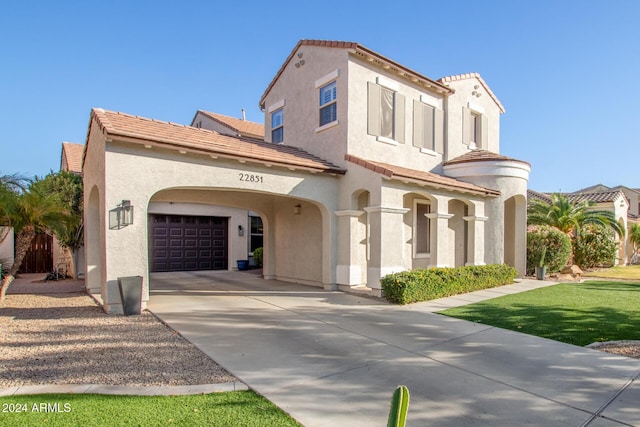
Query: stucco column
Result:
<box><xmin>364</xmin><ymin>206</ymin><xmax>409</xmax><ymax>290</ymax></box>
<box><xmin>463</xmin><ymin>215</ymin><xmax>488</xmax><ymax>266</ymax></box>
<box><xmin>335</xmin><ymin>210</ymin><xmax>365</xmax><ymax>286</ymax></box>
<box><xmin>426</xmin><ymin>212</ymin><xmax>454</xmax><ymax>267</ymax></box>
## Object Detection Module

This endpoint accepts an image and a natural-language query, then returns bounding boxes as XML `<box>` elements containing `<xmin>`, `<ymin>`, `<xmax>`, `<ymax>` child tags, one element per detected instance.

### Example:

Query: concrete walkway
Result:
<box><xmin>148</xmin><ymin>271</ymin><xmax>640</xmax><ymax>427</ymax></box>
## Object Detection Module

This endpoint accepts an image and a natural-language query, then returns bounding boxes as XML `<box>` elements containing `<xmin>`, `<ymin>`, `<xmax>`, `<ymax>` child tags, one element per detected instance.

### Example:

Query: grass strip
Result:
<box><xmin>440</xmin><ymin>281</ymin><xmax>640</xmax><ymax>346</ymax></box>
<box><xmin>0</xmin><ymin>391</ymin><xmax>302</xmax><ymax>427</ymax></box>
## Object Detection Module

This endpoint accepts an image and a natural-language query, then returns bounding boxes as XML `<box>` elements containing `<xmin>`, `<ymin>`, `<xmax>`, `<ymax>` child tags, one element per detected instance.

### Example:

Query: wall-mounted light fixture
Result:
<box><xmin>109</xmin><ymin>200</ymin><xmax>134</xmax><ymax>230</ymax></box>
<box><xmin>238</xmin><ymin>225</ymin><xmax>244</xmax><ymax>236</ymax></box>
<box><xmin>293</xmin><ymin>204</ymin><xmax>302</xmax><ymax>215</ymax></box>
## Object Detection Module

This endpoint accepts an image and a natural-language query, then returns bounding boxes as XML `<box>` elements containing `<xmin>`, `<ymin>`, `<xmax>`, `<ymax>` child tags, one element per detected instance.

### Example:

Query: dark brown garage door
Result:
<box><xmin>150</xmin><ymin>215</ymin><xmax>228</xmax><ymax>272</ymax></box>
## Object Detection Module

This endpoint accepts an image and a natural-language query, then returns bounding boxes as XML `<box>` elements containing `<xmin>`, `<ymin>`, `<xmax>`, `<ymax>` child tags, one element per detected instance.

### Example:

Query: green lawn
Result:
<box><xmin>440</xmin><ymin>281</ymin><xmax>640</xmax><ymax>346</ymax></box>
<box><xmin>0</xmin><ymin>391</ymin><xmax>302</xmax><ymax>427</ymax></box>
<box><xmin>582</xmin><ymin>265</ymin><xmax>640</xmax><ymax>280</ymax></box>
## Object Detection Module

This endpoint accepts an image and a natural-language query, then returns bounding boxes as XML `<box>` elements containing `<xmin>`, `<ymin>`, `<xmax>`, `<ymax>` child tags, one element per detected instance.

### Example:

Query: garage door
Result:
<box><xmin>150</xmin><ymin>215</ymin><xmax>228</xmax><ymax>272</ymax></box>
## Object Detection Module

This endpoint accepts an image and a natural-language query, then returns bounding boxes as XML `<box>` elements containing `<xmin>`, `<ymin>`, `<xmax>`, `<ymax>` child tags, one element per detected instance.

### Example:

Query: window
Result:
<box><xmin>271</xmin><ymin>108</ymin><xmax>283</xmax><ymax>143</ymax></box>
<box><xmin>463</xmin><ymin>106</ymin><xmax>487</xmax><ymax>148</ymax></box>
<box><xmin>414</xmin><ymin>201</ymin><xmax>431</xmax><ymax>256</ymax></box>
<box><xmin>367</xmin><ymin>80</ymin><xmax>405</xmax><ymax>144</ymax></box>
<box><xmin>249</xmin><ymin>216</ymin><xmax>263</xmax><ymax>253</ymax></box>
<box><xmin>319</xmin><ymin>81</ymin><xmax>337</xmax><ymax>126</ymax></box>
<box><xmin>413</xmin><ymin>100</ymin><xmax>444</xmax><ymax>153</ymax></box>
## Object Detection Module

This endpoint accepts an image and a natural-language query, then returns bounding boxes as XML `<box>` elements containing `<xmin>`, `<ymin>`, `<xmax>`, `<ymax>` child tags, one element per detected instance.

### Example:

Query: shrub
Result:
<box><xmin>526</xmin><ymin>227</ymin><xmax>571</xmax><ymax>276</ymax></box>
<box><xmin>573</xmin><ymin>225</ymin><xmax>618</xmax><ymax>269</ymax></box>
<box><xmin>380</xmin><ymin>264</ymin><xmax>518</xmax><ymax>305</ymax></box>
<box><xmin>253</xmin><ymin>247</ymin><xmax>263</xmax><ymax>267</ymax></box>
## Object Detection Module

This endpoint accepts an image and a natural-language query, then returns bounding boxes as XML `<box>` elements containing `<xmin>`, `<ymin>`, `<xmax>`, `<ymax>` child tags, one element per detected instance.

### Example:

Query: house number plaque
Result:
<box><xmin>239</xmin><ymin>173</ymin><xmax>264</xmax><ymax>183</ymax></box>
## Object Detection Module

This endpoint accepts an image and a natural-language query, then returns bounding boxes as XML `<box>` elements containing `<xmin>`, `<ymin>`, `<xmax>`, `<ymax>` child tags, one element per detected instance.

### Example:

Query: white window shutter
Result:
<box><xmin>367</xmin><ymin>82</ymin><xmax>380</xmax><ymax>136</ymax></box>
<box><xmin>413</xmin><ymin>100</ymin><xmax>424</xmax><ymax>148</ymax></box>
<box><xmin>394</xmin><ymin>93</ymin><xmax>406</xmax><ymax>143</ymax></box>
<box><xmin>462</xmin><ymin>106</ymin><xmax>470</xmax><ymax>145</ymax></box>
<box><xmin>434</xmin><ymin>108</ymin><xmax>444</xmax><ymax>154</ymax></box>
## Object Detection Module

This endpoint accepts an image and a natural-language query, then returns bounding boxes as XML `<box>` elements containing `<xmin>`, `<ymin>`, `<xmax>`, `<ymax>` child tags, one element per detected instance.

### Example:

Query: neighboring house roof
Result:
<box><xmin>345</xmin><ymin>154</ymin><xmax>500</xmax><ymax>197</ymax></box>
<box><xmin>86</xmin><ymin>109</ymin><xmax>345</xmax><ymax>175</ymax></box>
<box><xmin>193</xmin><ymin>110</ymin><xmax>264</xmax><ymax>140</ymax></box>
<box><xmin>60</xmin><ymin>142</ymin><xmax>84</xmax><ymax>174</ymax></box>
<box><xmin>438</xmin><ymin>73</ymin><xmax>505</xmax><ymax>113</ymax></box>
<box><xmin>571</xmin><ymin>183</ymin><xmax>611</xmax><ymax>194</ymax></box>
<box><xmin>527</xmin><ymin>189</ymin><xmax>552</xmax><ymax>204</ymax></box>
<box><xmin>529</xmin><ymin>189</ymin><xmax>628</xmax><ymax>206</ymax></box>
<box><xmin>443</xmin><ymin>149</ymin><xmax>531</xmax><ymax>167</ymax></box>
<box><xmin>568</xmin><ymin>191</ymin><xmax>626</xmax><ymax>204</ymax></box>
<box><xmin>259</xmin><ymin>39</ymin><xmax>453</xmax><ymax>109</ymax></box>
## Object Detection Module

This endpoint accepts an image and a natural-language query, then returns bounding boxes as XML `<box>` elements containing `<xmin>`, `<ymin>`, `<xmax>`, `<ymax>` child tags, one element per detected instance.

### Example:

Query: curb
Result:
<box><xmin>0</xmin><ymin>381</ymin><xmax>249</xmax><ymax>397</ymax></box>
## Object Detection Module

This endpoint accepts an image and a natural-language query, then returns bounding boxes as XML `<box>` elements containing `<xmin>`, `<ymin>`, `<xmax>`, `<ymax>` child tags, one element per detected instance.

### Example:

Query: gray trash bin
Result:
<box><xmin>117</xmin><ymin>276</ymin><xmax>143</xmax><ymax>316</ymax></box>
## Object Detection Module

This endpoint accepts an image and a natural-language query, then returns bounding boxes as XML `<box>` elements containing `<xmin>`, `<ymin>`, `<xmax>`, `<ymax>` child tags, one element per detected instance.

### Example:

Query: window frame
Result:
<box><xmin>319</xmin><ymin>80</ymin><xmax>337</xmax><ymax>127</ymax></box>
<box><xmin>271</xmin><ymin>108</ymin><xmax>284</xmax><ymax>144</ymax></box>
<box><xmin>413</xmin><ymin>199</ymin><xmax>431</xmax><ymax>258</ymax></box>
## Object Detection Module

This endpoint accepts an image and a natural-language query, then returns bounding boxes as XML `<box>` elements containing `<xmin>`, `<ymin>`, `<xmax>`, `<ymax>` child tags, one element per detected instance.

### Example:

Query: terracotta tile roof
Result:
<box><xmin>444</xmin><ymin>149</ymin><xmax>530</xmax><ymax>167</ymax></box>
<box><xmin>195</xmin><ymin>110</ymin><xmax>264</xmax><ymax>139</ymax></box>
<box><xmin>259</xmin><ymin>39</ymin><xmax>453</xmax><ymax>109</ymax></box>
<box><xmin>528</xmin><ymin>189</ymin><xmax>626</xmax><ymax>205</ymax></box>
<box><xmin>568</xmin><ymin>191</ymin><xmax>625</xmax><ymax>204</ymax></box>
<box><xmin>61</xmin><ymin>142</ymin><xmax>84</xmax><ymax>173</ymax></box>
<box><xmin>345</xmin><ymin>154</ymin><xmax>500</xmax><ymax>197</ymax></box>
<box><xmin>438</xmin><ymin>73</ymin><xmax>505</xmax><ymax>113</ymax></box>
<box><xmin>527</xmin><ymin>189</ymin><xmax>552</xmax><ymax>204</ymax></box>
<box><xmin>87</xmin><ymin>109</ymin><xmax>345</xmax><ymax>175</ymax></box>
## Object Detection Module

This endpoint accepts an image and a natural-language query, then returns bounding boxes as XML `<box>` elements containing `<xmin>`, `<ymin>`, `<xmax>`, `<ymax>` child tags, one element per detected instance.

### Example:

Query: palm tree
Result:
<box><xmin>0</xmin><ymin>182</ymin><xmax>70</xmax><ymax>301</ymax></box>
<box><xmin>528</xmin><ymin>193</ymin><xmax>625</xmax><ymax>237</ymax></box>
<box><xmin>527</xmin><ymin>193</ymin><xmax>625</xmax><ymax>266</ymax></box>
<box><xmin>629</xmin><ymin>223</ymin><xmax>640</xmax><ymax>264</ymax></box>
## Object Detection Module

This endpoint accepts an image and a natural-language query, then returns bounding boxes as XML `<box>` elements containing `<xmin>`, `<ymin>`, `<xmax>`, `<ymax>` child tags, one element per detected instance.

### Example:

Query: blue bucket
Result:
<box><xmin>237</xmin><ymin>260</ymin><xmax>249</xmax><ymax>271</ymax></box>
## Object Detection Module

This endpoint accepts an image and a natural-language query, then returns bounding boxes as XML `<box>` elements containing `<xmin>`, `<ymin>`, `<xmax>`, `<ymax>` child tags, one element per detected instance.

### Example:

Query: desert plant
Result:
<box><xmin>526</xmin><ymin>227</ymin><xmax>571</xmax><ymax>276</ymax></box>
<box><xmin>387</xmin><ymin>385</ymin><xmax>410</xmax><ymax>427</ymax></box>
<box><xmin>253</xmin><ymin>247</ymin><xmax>263</xmax><ymax>267</ymax></box>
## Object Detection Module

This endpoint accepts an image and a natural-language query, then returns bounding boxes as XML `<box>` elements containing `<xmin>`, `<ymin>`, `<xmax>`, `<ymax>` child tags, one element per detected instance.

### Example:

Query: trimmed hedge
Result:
<box><xmin>381</xmin><ymin>264</ymin><xmax>519</xmax><ymax>305</ymax></box>
<box><xmin>573</xmin><ymin>225</ymin><xmax>618</xmax><ymax>269</ymax></box>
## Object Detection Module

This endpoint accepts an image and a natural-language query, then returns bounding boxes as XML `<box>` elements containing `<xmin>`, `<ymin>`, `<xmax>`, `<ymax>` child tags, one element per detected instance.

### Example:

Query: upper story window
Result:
<box><xmin>413</xmin><ymin>99</ymin><xmax>444</xmax><ymax>154</ymax></box>
<box><xmin>319</xmin><ymin>81</ymin><xmax>337</xmax><ymax>126</ymax></box>
<box><xmin>367</xmin><ymin>78</ymin><xmax>405</xmax><ymax>144</ymax></box>
<box><xmin>463</xmin><ymin>104</ymin><xmax>487</xmax><ymax>149</ymax></box>
<box><xmin>271</xmin><ymin>108</ymin><xmax>284</xmax><ymax>143</ymax></box>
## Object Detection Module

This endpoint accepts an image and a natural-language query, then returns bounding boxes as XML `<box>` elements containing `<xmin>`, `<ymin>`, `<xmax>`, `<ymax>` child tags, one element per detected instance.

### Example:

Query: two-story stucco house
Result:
<box><xmin>83</xmin><ymin>40</ymin><xmax>530</xmax><ymax>313</ymax></box>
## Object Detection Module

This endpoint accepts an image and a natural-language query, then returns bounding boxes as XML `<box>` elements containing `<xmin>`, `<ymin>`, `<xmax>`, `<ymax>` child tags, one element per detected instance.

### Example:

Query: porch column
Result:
<box><xmin>426</xmin><ymin>212</ymin><xmax>454</xmax><ymax>267</ymax></box>
<box><xmin>335</xmin><ymin>210</ymin><xmax>365</xmax><ymax>287</ymax></box>
<box><xmin>364</xmin><ymin>206</ymin><xmax>409</xmax><ymax>290</ymax></box>
<box><xmin>463</xmin><ymin>215</ymin><xmax>488</xmax><ymax>266</ymax></box>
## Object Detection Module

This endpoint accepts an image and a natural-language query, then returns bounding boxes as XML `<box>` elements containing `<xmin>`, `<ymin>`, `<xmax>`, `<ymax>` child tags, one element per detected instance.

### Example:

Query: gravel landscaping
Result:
<box><xmin>0</xmin><ymin>289</ymin><xmax>237</xmax><ymax>388</ymax></box>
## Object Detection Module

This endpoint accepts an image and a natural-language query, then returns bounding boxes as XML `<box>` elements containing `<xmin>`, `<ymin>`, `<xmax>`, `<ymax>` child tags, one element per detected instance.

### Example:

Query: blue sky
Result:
<box><xmin>1</xmin><ymin>0</ymin><xmax>638</xmax><ymax>191</ymax></box>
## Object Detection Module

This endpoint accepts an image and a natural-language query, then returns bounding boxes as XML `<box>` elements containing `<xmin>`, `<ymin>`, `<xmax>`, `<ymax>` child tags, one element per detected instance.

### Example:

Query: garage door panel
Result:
<box><xmin>151</xmin><ymin>214</ymin><xmax>228</xmax><ymax>273</ymax></box>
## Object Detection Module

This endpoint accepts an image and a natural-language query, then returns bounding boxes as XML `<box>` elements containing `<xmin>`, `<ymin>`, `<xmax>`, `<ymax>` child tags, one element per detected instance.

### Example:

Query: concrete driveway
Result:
<box><xmin>148</xmin><ymin>271</ymin><xmax>640</xmax><ymax>427</ymax></box>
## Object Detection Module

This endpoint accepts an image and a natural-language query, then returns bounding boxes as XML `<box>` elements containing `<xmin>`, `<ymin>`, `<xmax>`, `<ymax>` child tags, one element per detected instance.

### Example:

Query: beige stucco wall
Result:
<box><xmin>262</xmin><ymin>45</ymin><xmax>350</xmax><ymax>167</ymax></box>
<box><xmin>85</xmin><ymin>132</ymin><xmax>342</xmax><ymax>313</ymax></box>
<box><xmin>443</xmin><ymin>77</ymin><xmax>501</xmax><ymax>161</ymax></box>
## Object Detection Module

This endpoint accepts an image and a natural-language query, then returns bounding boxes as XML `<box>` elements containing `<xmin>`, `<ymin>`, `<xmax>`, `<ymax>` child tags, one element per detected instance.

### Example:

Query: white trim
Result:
<box><xmin>336</xmin><ymin>264</ymin><xmax>362</xmax><ymax>285</ymax></box>
<box><xmin>376</xmin><ymin>136</ymin><xmax>398</xmax><ymax>146</ymax></box>
<box><xmin>376</xmin><ymin>76</ymin><xmax>399</xmax><ymax>92</ymax></box>
<box><xmin>334</xmin><ymin>210</ymin><xmax>364</xmax><ymax>217</ymax></box>
<box><xmin>315</xmin><ymin>120</ymin><xmax>339</xmax><ymax>133</ymax></box>
<box><xmin>364</xmin><ymin>206</ymin><xmax>409</xmax><ymax>215</ymax></box>
<box><xmin>463</xmin><ymin>215</ymin><xmax>488</xmax><ymax>222</ymax></box>
<box><xmin>467</xmin><ymin>101</ymin><xmax>484</xmax><ymax>114</ymax></box>
<box><xmin>267</xmin><ymin>99</ymin><xmax>285</xmax><ymax>113</ymax></box>
<box><xmin>419</xmin><ymin>147</ymin><xmax>438</xmax><ymax>156</ymax></box>
<box><xmin>420</xmin><ymin>94</ymin><xmax>439</xmax><ymax>108</ymax></box>
<box><xmin>425</xmin><ymin>212</ymin><xmax>454</xmax><ymax>220</ymax></box>
<box><xmin>315</xmin><ymin>69</ymin><xmax>340</xmax><ymax>88</ymax></box>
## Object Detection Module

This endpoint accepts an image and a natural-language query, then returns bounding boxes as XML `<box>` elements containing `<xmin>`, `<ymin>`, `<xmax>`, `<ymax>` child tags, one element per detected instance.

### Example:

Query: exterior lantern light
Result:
<box><xmin>109</xmin><ymin>200</ymin><xmax>134</xmax><ymax>229</ymax></box>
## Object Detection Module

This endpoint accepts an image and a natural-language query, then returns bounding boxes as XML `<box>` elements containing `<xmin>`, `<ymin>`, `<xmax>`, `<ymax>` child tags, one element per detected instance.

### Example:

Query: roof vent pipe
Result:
<box><xmin>241</xmin><ymin>109</ymin><xmax>246</xmax><ymax>121</ymax></box>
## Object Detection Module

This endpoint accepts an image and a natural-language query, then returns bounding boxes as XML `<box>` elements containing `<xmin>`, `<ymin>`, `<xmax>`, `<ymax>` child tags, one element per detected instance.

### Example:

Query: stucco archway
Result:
<box><xmin>85</xmin><ymin>185</ymin><xmax>104</xmax><ymax>295</ymax></box>
<box><xmin>148</xmin><ymin>187</ymin><xmax>330</xmax><ymax>288</ymax></box>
